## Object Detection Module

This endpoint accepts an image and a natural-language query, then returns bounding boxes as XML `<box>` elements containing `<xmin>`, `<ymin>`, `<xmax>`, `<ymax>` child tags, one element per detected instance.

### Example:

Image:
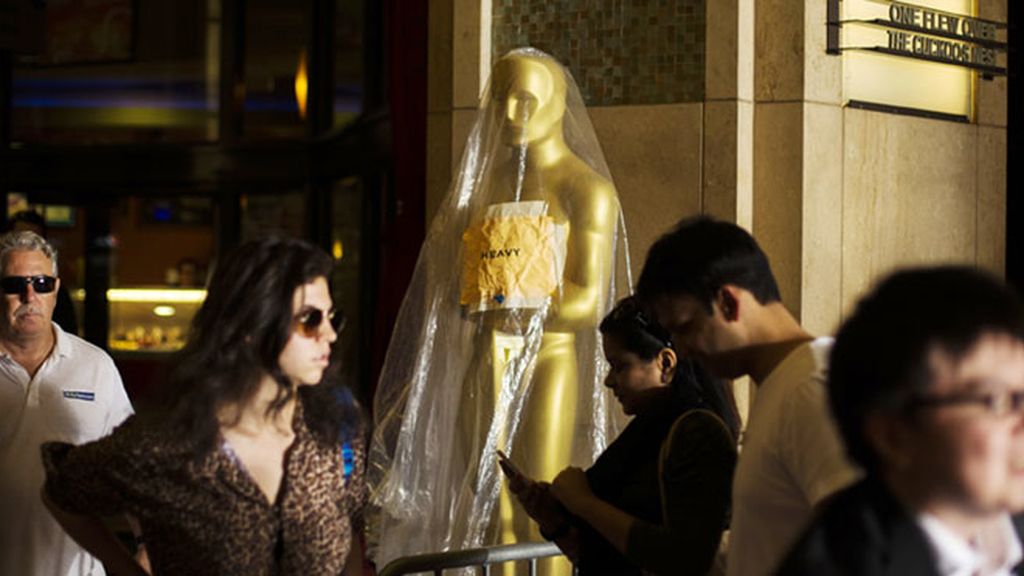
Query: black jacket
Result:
<box><xmin>578</xmin><ymin>396</ymin><xmax>736</xmax><ymax>575</ymax></box>
<box><xmin>778</xmin><ymin>477</ymin><xmax>1024</xmax><ymax>576</ymax></box>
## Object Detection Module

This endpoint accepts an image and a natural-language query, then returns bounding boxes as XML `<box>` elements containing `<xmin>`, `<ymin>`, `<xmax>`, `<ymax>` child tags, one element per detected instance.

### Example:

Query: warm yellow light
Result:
<box><xmin>75</xmin><ymin>107</ymin><xmax>207</xmax><ymax>128</ymax></box>
<box><xmin>73</xmin><ymin>288</ymin><xmax>207</xmax><ymax>303</ymax></box>
<box><xmin>332</xmin><ymin>239</ymin><xmax>344</xmax><ymax>260</ymax></box>
<box><xmin>842</xmin><ymin>0</ymin><xmax>977</xmax><ymax>118</ymax></box>
<box><xmin>108</xmin><ymin>289</ymin><xmax>206</xmax><ymax>303</ymax></box>
<box><xmin>153</xmin><ymin>305</ymin><xmax>177</xmax><ymax>317</ymax></box>
<box><xmin>295</xmin><ymin>50</ymin><xmax>309</xmax><ymax>119</ymax></box>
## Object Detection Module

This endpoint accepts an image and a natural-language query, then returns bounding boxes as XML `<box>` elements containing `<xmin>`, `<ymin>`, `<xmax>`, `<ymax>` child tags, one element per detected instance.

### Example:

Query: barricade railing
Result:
<box><xmin>377</xmin><ymin>541</ymin><xmax>575</xmax><ymax>576</ymax></box>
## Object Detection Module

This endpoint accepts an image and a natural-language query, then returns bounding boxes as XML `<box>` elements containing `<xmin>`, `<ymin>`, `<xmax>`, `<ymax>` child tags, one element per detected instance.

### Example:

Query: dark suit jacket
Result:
<box><xmin>777</xmin><ymin>477</ymin><xmax>1024</xmax><ymax>576</ymax></box>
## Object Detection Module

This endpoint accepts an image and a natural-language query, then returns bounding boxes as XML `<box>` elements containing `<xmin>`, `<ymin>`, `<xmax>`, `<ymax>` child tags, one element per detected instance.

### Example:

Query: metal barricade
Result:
<box><xmin>377</xmin><ymin>541</ymin><xmax>576</xmax><ymax>576</ymax></box>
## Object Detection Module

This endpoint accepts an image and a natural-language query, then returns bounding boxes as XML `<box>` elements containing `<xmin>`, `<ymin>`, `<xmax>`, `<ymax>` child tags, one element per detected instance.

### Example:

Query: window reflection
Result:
<box><xmin>12</xmin><ymin>1</ymin><xmax>219</xmax><ymax>144</ymax></box>
<box><xmin>243</xmin><ymin>0</ymin><xmax>311</xmax><ymax>139</ymax></box>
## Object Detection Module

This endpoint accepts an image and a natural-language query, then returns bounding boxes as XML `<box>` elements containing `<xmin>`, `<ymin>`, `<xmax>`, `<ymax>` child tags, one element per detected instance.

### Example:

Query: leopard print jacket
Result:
<box><xmin>42</xmin><ymin>397</ymin><xmax>366</xmax><ymax>576</ymax></box>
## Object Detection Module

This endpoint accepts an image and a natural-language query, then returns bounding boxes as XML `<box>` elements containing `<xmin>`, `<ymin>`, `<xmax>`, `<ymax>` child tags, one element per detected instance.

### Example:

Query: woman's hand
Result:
<box><xmin>509</xmin><ymin>477</ymin><xmax>567</xmax><ymax>530</ymax></box>
<box><xmin>503</xmin><ymin>459</ymin><xmax>572</xmax><ymax>536</ymax></box>
<box><xmin>551</xmin><ymin>466</ymin><xmax>638</xmax><ymax>557</ymax></box>
<box><xmin>550</xmin><ymin>467</ymin><xmax>595</xmax><ymax>515</ymax></box>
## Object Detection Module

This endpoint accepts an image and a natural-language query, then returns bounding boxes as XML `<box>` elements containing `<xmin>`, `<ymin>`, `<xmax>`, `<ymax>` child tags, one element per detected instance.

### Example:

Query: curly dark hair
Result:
<box><xmin>165</xmin><ymin>237</ymin><xmax>361</xmax><ymax>457</ymax></box>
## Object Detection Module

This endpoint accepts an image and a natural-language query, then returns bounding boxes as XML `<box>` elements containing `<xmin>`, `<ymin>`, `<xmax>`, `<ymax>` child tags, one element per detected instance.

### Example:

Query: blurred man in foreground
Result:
<box><xmin>780</xmin><ymin>266</ymin><xmax>1024</xmax><ymax>576</ymax></box>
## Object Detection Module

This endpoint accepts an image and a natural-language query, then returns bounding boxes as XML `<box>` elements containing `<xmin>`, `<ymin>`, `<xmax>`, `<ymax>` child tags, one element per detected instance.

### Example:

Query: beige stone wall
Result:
<box><xmin>750</xmin><ymin>0</ymin><xmax>1007</xmax><ymax>337</ymax></box>
<box><xmin>589</xmin><ymin>104</ymin><xmax>704</xmax><ymax>272</ymax></box>
<box><xmin>426</xmin><ymin>0</ymin><xmax>751</xmax><ymax>272</ymax></box>
<box><xmin>839</xmin><ymin>109</ymin><xmax>1003</xmax><ymax>325</ymax></box>
<box><xmin>423</xmin><ymin>0</ymin><xmax>1005</xmax><ymax>450</ymax></box>
<box><xmin>427</xmin><ymin>0</ymin><xmax>1007</xmax><ymax>342</ymax></box>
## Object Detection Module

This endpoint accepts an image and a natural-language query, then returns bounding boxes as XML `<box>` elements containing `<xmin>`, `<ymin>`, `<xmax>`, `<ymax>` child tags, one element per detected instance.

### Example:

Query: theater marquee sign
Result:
<box><xmin>827</xmin><ymin>0</ymin><xmax>1007</xmax><ymax>120</ymax></box>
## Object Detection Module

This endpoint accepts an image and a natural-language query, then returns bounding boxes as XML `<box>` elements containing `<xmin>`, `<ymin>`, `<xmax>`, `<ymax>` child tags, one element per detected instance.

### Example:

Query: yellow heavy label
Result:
<box><xmin>461</xmin><ymin>201</ymin><xmax>567</xmax><ymax>311</ymax></box>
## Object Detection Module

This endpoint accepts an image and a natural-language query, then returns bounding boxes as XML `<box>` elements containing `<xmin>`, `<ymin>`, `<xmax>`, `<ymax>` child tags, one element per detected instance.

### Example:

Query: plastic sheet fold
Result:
<box><xmin>367</xmin><ymin>48</ymin><xmax>632</xmax><ymax>567</ymax></box>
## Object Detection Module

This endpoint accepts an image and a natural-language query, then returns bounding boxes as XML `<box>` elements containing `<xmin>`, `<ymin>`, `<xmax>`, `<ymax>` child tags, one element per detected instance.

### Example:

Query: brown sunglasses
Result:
<box><xmin>294</xmin><ymin>307</ymin><xmax>346</xmax><ymax>338</ymax></box>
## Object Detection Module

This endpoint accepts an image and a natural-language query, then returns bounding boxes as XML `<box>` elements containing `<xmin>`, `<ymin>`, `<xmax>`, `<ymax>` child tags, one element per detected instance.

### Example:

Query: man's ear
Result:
<box><xmin>864</xmin><ymin>412</ymin><xmax>912</xmax><ymax>471</ymax></box>
<box><xmin>716</xmin><ymin>286</ymin><xmax>741</xmax><ymax>322</ymax></box>
<box><xmin>657</xmin><ymin>347</ymin><xmax>677</xmax><ymax>384</ymax></box>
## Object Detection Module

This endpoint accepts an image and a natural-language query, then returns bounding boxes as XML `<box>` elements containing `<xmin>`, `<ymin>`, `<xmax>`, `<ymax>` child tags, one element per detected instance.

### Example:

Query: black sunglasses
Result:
<box><xmin>294</xmin><ymin>307</ymin><xmax>346</xmax><ymax>338</ymax></box>
<box><xmin>1</xmin><ymin>275</ymin><xmax>57</xmax><ymax>295</ymax></box>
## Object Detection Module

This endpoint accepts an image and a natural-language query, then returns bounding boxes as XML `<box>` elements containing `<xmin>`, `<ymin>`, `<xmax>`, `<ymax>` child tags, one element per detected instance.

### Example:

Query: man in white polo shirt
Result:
<box><xmin>0</xmin><ymin>231</ymin><xmax>133</xmax><ymax>576</ymax></box>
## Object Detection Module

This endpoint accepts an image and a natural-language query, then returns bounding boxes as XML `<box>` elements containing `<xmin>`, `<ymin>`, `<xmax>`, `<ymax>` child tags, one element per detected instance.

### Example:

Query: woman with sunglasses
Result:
<box><xmin>507</xmin><ymin>296</ymin><xmax>738</xmax><ymax>575</ymax></box>
<box><xmin>41</xmin><ymin>237</ymin><xmax>365</xmax><ymax>576</ymax></box>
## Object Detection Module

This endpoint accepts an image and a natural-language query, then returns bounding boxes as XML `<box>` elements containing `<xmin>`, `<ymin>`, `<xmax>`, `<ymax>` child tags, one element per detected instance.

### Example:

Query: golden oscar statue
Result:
<box><xmin>367</xmin><ymin>49</ymin><xmax>626</xmax><ymax>574</ymax></box>
<box><xmin>461</xmin><ymin>52</ymin><xmax>618</xmax><ymax>575</ymax></box>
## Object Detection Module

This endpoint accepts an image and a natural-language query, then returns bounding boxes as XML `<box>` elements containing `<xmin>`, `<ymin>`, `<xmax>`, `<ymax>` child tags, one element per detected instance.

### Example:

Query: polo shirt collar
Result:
<box><xmin>51</xmin><ymin>321</ymin><xmax>73</xmax><ymax>360</ymax></box>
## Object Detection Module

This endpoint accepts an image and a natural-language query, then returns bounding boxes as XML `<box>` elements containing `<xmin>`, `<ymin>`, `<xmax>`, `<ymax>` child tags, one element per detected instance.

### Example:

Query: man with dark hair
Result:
<box><xmin>779</xmin><ymin>266</ymin><xmax>1024</xmax><ymax>575</ymax></box>
<box><xmin>636</xmin><ymin>216</ymin><xmax>859</xmax><ymax>576</ymax></box>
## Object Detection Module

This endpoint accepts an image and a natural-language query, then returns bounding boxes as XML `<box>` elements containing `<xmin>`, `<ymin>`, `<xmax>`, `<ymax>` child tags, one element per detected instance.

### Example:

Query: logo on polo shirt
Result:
<box><xmin>62</xmin><ymin>390</ymin><xmax>96</xmax><ymax>401</ymax></box>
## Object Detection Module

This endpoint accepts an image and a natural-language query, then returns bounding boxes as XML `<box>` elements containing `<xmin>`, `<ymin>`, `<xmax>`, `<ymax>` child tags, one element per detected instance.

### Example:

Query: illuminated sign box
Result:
<box><xmin>827</xmin><ymin>0</ymin><xmax>1007</xmax><ymax>121</ymax></box>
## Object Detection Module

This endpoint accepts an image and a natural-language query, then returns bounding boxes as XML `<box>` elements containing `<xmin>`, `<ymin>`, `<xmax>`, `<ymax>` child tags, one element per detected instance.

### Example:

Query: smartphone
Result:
<box><xmin>496</xmin><ymin>449</ymin><xmax>524</xmax><ymax>480</ymax></box>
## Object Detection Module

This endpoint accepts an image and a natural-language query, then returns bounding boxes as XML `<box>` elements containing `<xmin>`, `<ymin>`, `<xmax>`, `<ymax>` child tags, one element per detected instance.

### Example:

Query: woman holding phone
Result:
<box><xmin>41</xmin><ymin>237</ymin><xmax>365</xmax><ymax>576</ymax></box>
<box><xmin>507</xmin><ymin>296</ymin><xmax>738</xmax><ymax>575</ymax></box>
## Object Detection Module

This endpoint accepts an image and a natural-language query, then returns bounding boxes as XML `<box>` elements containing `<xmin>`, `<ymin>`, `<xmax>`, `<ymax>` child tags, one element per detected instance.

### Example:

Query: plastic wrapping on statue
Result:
<box><xmin>367</xmin><ymin>48</ymin><xmax>632</xmax><ymax>566</ymax></box>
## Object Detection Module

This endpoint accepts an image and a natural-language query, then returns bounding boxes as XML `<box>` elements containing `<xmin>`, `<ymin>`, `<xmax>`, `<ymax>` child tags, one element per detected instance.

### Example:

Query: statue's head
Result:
<box><xmin>490</xmin><ymin>51</ymin><xmax>568</xmax><ymax>146</ymax></box>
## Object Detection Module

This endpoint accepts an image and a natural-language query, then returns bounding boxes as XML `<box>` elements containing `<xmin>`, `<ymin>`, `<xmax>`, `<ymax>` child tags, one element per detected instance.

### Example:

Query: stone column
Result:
<box><xmin>752</xmin><ymin>0</ymin><xmax>844</xmax><ymax>335</ymax></box>
<box><xmin>704</xmin><ymin>0</ymin><xmax>754</xmax><ymax>230</ymax></box>
<box><xmin>752</xmin><ymin>0</ymin><xmax>1007</xmax><ymax>333</ymax></box>
<box><xmin>426</xmin><ymin>0</ymin><xmax>491</xmax><ymax>224</ymax></box>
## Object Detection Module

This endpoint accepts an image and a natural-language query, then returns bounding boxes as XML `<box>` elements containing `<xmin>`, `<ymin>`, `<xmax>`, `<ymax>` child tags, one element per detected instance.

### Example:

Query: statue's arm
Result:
<box><xmin>549</xmin><ymin>178</ymin><xmax>618</xmax><ymax>331</ymax></box>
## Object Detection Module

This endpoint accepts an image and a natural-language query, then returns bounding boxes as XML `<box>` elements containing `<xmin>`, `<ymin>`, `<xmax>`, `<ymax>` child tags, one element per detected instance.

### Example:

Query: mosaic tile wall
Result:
<box><xmin>492</xmin><ymin>0</ymin><xmax>706</xmax><ymax>106</ymax></box>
